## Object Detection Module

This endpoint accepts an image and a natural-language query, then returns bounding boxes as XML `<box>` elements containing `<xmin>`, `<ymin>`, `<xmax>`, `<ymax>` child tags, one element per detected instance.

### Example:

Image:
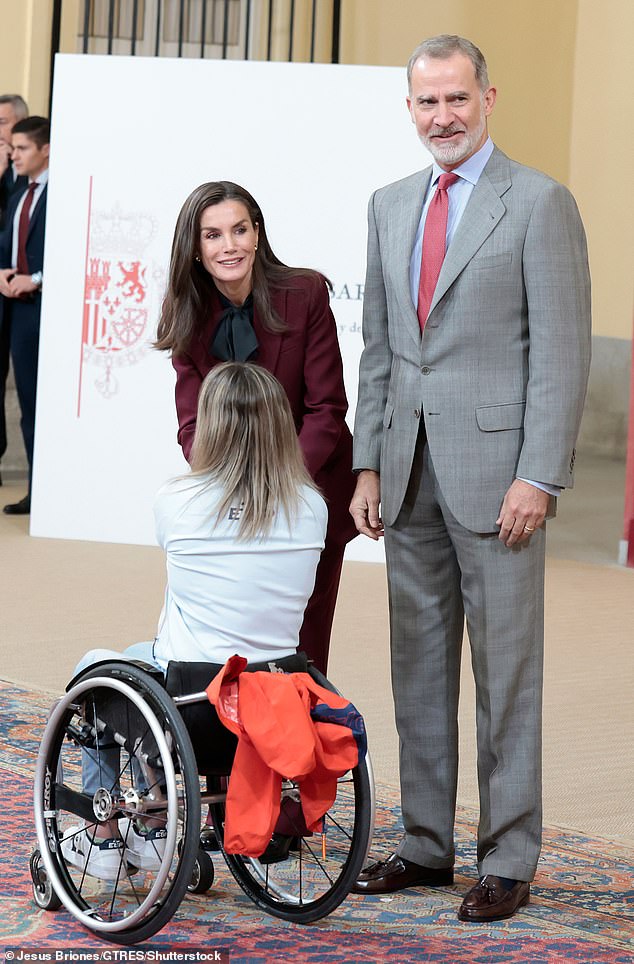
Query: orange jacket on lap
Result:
<box><xmin>206</xmin><ymin>655</ymin><xmax>365</xmax><ymax>856</ymax></box>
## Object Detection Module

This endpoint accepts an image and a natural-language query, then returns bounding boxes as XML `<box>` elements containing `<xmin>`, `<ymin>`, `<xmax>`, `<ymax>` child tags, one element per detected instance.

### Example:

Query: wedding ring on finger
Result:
<box><xmin>524</xmin><ymin>525</ymin><xmax>535</xmax><ymax>532</ymax></box>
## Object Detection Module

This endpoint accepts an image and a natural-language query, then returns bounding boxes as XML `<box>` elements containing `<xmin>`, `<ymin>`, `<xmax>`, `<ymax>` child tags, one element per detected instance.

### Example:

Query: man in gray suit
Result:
<box><xmin>350</xmin><ymin>35</ymin><xmax>591</xmax><ymax>921</ymax></box>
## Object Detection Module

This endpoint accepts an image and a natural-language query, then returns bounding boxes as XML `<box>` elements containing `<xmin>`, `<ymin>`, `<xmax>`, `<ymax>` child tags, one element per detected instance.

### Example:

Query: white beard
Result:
<box><xmin>423</xmin><ymin>114</ymin><xmax>486</xmax><ymax>167</ymax></box>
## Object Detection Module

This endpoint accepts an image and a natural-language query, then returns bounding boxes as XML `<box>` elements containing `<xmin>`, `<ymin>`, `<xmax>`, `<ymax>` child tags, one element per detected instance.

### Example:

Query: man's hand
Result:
<box><xmin>349</xmin><ymin>469</ymin><xmax>384</xmax><ymax>540</ymax></box>
<box><xmin>496</xmin><ymin>479</ymin><xmax>549</xmax><ymax>547</ymax></box>
<box><xmin>8</xmin><ymin>273</ymin><xmax>38</xmax><ymax>298</ymax></box>
<box><xmin>0</xmin><ymin>268</ymin><xmax>16</xmax><ymax>297</ymax></box>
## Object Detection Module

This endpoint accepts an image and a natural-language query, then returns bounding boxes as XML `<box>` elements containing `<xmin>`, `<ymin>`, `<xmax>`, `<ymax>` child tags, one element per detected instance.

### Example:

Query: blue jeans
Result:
<box><xmin>73</xmin><ymin>642</ymin><xmax>161</xmax><ymax>796</ymax></box>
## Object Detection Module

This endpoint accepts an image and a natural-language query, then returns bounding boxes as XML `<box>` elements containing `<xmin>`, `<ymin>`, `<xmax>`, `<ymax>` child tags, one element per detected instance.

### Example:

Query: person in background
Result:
<box><xmin>0</xmin><ymin>115</ymin><xmax>49</xmax><ymax>515</ymax></box>
<box><xmin>0</xmin><ymin>93</ymin><xmax>28</xmax><ymax>486</ymax></box>
<box><xmin>155</xmin><ymin>181</ymin><xmax>357</xmax><ymax>674</ymax></box>
<box><xmin>0</xmin><ymin>94</ymin><xmax>28</xmax><ymax>224</ymax></box>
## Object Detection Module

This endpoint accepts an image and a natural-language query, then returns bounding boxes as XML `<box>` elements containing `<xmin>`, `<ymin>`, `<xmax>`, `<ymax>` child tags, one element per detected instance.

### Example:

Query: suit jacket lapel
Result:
<box><xmin>393</xmin><ymin>170</ymin><xmax>431</xmax><ymax>351</ymax></box>
<box><xmin>428</xmin><ymin>149</ymin><xmax>510</xmax><ymax>317</ymax></box>
<box><xmin>253</xmin><ymin>286</ymin><xmax>284</xmax><ymax>372</ymax></box>
<box><xmin>26</xmin><ymin>184</ymin><xmax>47</xmax><ymax>243</ymax></box>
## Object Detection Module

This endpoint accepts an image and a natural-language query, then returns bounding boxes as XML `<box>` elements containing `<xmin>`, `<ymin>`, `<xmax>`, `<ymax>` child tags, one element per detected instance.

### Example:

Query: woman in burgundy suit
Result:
<box><xmin>156</xmin><ymin>181</ymin><xmax>356</xmax><ymax>673</ymax></box>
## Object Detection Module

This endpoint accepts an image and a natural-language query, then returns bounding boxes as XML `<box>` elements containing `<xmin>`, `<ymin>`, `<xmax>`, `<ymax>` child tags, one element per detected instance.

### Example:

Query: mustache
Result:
<box><xmin>428</xmin><ymin>125</ymin><xmax>466</xmax><ymax>138</ymax></box>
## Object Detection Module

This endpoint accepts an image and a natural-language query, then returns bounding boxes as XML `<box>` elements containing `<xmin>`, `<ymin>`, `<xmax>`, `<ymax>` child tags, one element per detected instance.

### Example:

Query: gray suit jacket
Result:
<box><xmin>353</xmin><ymin>147</ymin><xmax>592</xmax><ymax>532</ymax></box>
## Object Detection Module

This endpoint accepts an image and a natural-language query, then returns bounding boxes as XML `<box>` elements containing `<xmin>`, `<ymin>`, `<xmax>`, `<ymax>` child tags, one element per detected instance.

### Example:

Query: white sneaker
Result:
<box><xmin>61</xmin><ymin>825</ymin><xmax>125</xmax><ymax>880</ymax></box>
<box><xmin>119</xmin><ymin>819</ymin><xmax>167</xmax><ymax>871</ymax></box>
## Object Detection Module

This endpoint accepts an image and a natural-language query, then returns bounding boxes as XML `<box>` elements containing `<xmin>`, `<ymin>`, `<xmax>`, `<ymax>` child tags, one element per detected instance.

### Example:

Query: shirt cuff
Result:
<box><xmin>517</xmin><ymin>477</ymin><xmax>562</xmax><ymax>497</ymax></box>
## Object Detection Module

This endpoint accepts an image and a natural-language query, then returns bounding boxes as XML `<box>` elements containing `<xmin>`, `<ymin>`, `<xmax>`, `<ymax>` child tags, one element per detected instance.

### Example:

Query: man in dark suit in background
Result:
<box><xmin>0</xmin><ymin>116</ymin><xmax>49</xmax><ymax>514</ymax></box>
<box><xmin>0</xmin><ymin>94</ymin><xmax>29</xmax><ymax>484</ymax></box>
<box><xmin>0</xmin><ymin>95</ymin><xmax>28</xmax><ymax>224</ymax></box>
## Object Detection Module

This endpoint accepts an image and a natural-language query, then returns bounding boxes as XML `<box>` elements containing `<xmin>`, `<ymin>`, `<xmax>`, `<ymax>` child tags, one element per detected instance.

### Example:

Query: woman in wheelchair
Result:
<box><xmin>62</xmin><ymin>362</ymin><xmax>327</xmax><ymax>881</ymax></box>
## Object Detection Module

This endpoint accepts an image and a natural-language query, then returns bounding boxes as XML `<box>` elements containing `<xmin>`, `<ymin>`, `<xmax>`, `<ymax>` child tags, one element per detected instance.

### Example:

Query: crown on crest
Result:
<box><xmin>90</xmin><ymin>203</ymin><xmax>157</xmax><ymax>257</ymax></box>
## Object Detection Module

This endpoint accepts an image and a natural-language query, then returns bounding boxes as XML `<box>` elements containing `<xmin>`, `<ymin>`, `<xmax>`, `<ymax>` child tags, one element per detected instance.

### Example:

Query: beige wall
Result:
<box><xmin>569</xmin><ymin>0</ymin><xmax>634</xmax><ymax>341</ymax></box>
<box><xmin>341</xmin><ymin>0</ymin><xmax>578</xmax><ymax>185</ymax></box>
<box><xmin>59</xmin><ymin>0</ymin><xmax>82</xmax><ymax>55</ymax></box>
<box><xmin>0</xmin><ymin>0</ymin><xmax>53</xmax><ymax>115</ymax></box>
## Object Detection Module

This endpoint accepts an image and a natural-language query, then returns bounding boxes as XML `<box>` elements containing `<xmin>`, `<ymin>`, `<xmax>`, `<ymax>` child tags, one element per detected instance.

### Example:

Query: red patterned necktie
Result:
<box><xmin>16</xmin><ymin>181</ymin><xmax>38</xmax><ymax>275</ymax></box>
<box><xmin>417</xmin><ymin>171</ymin><xmax>459</xmax><ymax>329</ymax></box>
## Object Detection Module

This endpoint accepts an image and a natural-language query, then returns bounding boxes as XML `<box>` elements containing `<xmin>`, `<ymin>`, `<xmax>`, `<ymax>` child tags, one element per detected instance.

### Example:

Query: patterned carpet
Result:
<box><xmin>2</xmin><ymin>680</ymin><xmax>633</xmax><ymax>963</ymax></box>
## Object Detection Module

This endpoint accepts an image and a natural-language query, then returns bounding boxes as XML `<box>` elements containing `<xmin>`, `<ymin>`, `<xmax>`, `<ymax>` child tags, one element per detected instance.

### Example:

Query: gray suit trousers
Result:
<box><xmin>385</xmin><ymin>434</ymin><xmax>545</xmax><ymax>881</ymax></box>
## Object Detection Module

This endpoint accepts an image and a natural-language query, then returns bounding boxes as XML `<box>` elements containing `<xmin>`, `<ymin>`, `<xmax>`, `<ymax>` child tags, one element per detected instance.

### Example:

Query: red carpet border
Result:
<box><xmin>1</xmin><ymin>681</ymin><xmax>633</xmax><ymax>963</ymax></box>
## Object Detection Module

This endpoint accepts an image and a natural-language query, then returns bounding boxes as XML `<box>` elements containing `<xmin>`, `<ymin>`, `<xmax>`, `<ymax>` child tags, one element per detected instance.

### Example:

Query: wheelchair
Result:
<box><xmin>31</xmin><ymin>654</ymin><xmax>375</xmax><ymax>944</ymax></box>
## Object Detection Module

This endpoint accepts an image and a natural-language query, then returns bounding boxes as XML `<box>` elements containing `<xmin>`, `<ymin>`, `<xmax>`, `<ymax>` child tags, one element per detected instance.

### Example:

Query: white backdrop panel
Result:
<box><xmin>31</xmin><ymin>56</ymin><xmax>429</xmax><ymax>559</ymax></box>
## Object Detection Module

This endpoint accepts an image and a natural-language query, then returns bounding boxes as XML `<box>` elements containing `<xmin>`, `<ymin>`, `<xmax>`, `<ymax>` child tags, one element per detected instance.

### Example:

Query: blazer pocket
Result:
<box><xmin>476</xmin><ymin>400</ymin><xmax>525</xmax><ymax>432</ymax></box>
<box><xmin>278</xmin><ymin>333</ymin><xmax>305</xmax><ymax>355</ymax></box>
<box><xmin>470</xmin><ymin>252</ymin><xmax>513</xmax><ymax>270</ymax></box>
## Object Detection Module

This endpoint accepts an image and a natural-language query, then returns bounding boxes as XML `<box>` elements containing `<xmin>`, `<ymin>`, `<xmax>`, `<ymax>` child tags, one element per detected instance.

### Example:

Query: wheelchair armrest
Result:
<box><xmin>165</xmin><ymin>652</ymin><xmax>310</xmax><ymax>699</ymax></box>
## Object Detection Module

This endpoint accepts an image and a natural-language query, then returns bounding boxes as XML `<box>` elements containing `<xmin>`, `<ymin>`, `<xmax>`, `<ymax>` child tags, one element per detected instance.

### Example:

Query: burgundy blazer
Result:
<box><xmin>172</xmin><ymin>274</ymin><xmax>357</xmax><ymax>547</ymax></box>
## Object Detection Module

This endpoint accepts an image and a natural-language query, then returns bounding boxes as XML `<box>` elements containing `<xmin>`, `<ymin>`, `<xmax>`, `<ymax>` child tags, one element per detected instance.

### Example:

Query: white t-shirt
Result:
<box><xmin>152</xmin><ymin>476</ymin><xmax>327</xmax><ymax>669</ymax></box>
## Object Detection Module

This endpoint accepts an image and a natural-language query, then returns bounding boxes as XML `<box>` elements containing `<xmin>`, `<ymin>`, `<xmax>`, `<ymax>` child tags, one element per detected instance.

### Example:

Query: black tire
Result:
<box><xmin>209</xmin><ymin>664</ymin><xmax>374</xmax><ymax>922</ymax></box>
<box><xmin>188</xmin><ymin>848</ymin><xmax>215</xmax><ymax>894</ymax></box>
<box><xmin>33</xmin><ymin>662</ymin><xmax>201</xmax><ymax>944</ymax></box>
<box><xmin>30</xmin><ymin>848</ymin><xmax>63</xmax><ymax>910</ymax></box>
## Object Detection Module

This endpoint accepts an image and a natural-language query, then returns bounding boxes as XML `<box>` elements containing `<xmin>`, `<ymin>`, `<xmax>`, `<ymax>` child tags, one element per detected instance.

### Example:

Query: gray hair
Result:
<box><xmin>407</xmin><ymin>35</ymin><xmax>489</xmax><ymax>92</ymax></box>
<box><xmin>0</xmin><ymin>94</ymin><xmax>29</xmax><ymax>119</ymax></box>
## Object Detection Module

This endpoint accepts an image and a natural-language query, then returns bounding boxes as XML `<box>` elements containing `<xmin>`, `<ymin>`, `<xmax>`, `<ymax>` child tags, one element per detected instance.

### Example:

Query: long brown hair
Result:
<box><xmin>189</xmin><ymin>362</ymin><xmax>319</xmax><ymax>540</ymax></box>
<box><xmin>155</xmin><ymin>181</ymin><xmax>326</xmax><ymax>357</ymax></box>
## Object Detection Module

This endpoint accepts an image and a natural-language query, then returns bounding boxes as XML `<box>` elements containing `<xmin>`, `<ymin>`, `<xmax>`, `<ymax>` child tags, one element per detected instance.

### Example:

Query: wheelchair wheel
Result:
<box><xmin>188</xmin><ymin>848</ymin><xmax>215</xmax><ymax>894</ymax></box>
<box><xmin>30</xmin><ymin>848</ymin><xmax>63</xmax><ymax>910</ymax></box>
<box><xmin>33</xmin><ymin>662</ymin><xmax>201</xmax><ymax>944</ymax></box>
<box><xmin>210</xmin><ymin>755</ymin><xmax>374</xmax><ymax>922</ymax></box>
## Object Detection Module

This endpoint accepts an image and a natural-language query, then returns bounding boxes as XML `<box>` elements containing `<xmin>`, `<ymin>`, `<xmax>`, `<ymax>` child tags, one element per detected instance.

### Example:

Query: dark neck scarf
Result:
<box><xmin>210</xmin><ymin>292</ymin><xmax>258</xmax><ymax>362</ymax></box>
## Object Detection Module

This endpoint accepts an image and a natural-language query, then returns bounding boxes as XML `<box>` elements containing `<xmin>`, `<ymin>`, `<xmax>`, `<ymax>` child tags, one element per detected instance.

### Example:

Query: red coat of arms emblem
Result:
<box><xmin>79</xmin><ymin>187</ymin><xmax>163</xmax><ymax>409</ymax></box>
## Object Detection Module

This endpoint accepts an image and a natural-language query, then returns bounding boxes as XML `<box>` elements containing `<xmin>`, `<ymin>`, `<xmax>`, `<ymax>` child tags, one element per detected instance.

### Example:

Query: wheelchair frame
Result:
<box><xmin>32</xmin><ymin>659</ymin><xmax>375</xmax><ymax>944</ymax></box>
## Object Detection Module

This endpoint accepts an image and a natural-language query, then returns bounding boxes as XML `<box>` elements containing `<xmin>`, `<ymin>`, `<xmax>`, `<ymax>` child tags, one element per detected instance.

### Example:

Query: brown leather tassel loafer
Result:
<box><xmin>352</xmin><ymin>853</ymin><xmax>454</xmax><ymax>895</ymax></box>
<box><xmin>458</xmin><ymin>875</ymin><xmax>530</xmax><ymax>922</ymax></box>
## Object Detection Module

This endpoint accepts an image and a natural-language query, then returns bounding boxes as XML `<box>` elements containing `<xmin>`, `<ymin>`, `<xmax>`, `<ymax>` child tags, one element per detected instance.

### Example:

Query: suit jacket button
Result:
<box><xmin>421</xmin><ymin>366</ymin><xmax>431</xmax><ymax>375</ymax></box>
<box><xmin>414</xmin><ymin>409</ymin><xmax>421</xmax><ymax>418</ymax></box>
